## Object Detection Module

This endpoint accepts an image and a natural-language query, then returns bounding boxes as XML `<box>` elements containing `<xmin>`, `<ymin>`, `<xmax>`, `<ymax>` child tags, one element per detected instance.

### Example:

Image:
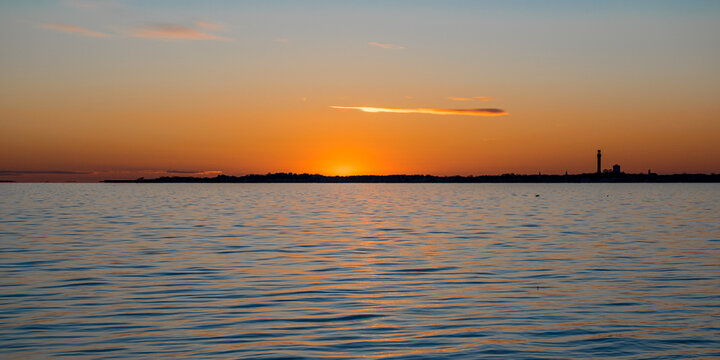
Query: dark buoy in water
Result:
<box><xmin>535</xmin><ymin>194</ymin><xmax>540</xmax><ymax>197</ymax></box>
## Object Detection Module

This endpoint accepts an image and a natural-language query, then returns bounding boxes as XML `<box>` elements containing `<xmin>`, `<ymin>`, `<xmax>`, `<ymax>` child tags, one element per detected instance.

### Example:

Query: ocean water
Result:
<box><xmin>0</xmin><ymin>183</ymin><xmax>718</xmax><ymax>359</ymax></box>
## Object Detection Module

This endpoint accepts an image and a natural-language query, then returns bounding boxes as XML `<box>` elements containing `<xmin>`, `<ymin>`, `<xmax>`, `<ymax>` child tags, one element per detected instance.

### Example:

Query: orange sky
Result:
<box><xmin>1</xmin><ymin>1</ymin><xmax>719</xmax><ymax>181</ymax></box>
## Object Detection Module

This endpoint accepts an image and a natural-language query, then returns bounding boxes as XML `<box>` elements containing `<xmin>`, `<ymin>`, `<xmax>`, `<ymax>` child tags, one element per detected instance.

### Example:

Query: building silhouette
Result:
<box><xmin>597</xmin><ymin>150</ymin><xmax>602</xmax><ymax>174</ymax></box>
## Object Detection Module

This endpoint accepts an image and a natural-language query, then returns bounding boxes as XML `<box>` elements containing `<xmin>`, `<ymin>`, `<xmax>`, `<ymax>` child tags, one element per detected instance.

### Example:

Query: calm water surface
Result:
<box><xmin>0</xmin><ymin>183</ymin><xmax>718</xmax><ymax>359</ymax></box>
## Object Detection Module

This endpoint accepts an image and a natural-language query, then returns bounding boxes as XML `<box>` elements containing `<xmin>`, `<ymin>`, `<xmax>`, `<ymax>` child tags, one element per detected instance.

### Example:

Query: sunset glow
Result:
<box><xmin>1</xmin><ymin>1</ymin><xmax>719</xmax><ymax>181</ymax></box>
<box><xmin>2</xmin><ymin>3</ymin><xmax>720</xmax><ymax>357</ymax></box>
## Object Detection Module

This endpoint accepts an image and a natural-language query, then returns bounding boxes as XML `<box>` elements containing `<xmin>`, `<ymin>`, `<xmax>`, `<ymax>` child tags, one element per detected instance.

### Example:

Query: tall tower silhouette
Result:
<box><xmin>597</xmin><ymin>150</ymin><xmax>602</xmax><ymax>174</ymax></box>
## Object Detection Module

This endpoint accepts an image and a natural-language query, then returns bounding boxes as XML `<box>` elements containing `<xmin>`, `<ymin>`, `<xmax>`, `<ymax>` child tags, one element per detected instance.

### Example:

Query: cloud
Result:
<box><xmin>0</xmin><ymin>170</ymin><xmax>92</xmax><ymax>176</ymax></box>
<box><xmin>368</xmin><ymin>41</ymin><xmax>405</xmax><ymax>50</ymax></box>
<box><xmin>41</xmin><ymin>23</ymin><xmax>113</xmax><ymax>38</ymax></box>
<box><xmin>64</xmin><ymin>0</ymin><xmax>120</xmax><ymax>9</ymax></box>
<box><xmin>133</xmin><ymin>24</ymin><xmax>231</xmax><ymax>41</ymax></box>
<box><xmin>95</xmin><ymin>169</ymin><xmax>222</xmax><ymax>175</ymax></box>
<box><xmin>194</xmin><ymin>21</ymin><xmax>224</xmax><ymax>31</ymax></box>
<box><xmin>448</xmin><ymin>96</ymin><xmax>493</xmax><ymax>102</ymax></box>
<box><xmin>165</xmin><ymin>170</ymin><xmax>222</xmax><ymax>175</ymax></box>
<box><xmin>330</xmin><ymin>106</ymin><xmax>508</xmax><ymax>116</ymax></box>
<box><xmin>275</xmin><ymin>38</ymin><xmax>290</xmax><ymax>43</ymax></box>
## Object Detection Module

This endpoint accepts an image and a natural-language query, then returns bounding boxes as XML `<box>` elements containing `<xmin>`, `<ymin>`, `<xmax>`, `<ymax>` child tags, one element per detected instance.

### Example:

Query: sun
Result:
<box><xmin>311</xmin><ymin>146</ymin><xmax>374</xmax><ymax>176</ymax></box>
<box><xmin>331</xmin><ymin>165</ymin><xmax>357</xmax><ymax>176</ymax></box>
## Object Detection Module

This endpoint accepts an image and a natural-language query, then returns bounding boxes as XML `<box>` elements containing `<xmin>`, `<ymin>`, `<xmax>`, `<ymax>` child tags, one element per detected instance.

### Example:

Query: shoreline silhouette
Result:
<box><xmin>102</xmin><ymin>172</ymin><xmax>720</xmax><ymax>183</ymax></box>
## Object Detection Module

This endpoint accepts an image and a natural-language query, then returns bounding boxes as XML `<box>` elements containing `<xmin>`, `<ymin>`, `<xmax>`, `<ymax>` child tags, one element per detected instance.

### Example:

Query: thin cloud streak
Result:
<box><xmin>42</xmin><ymin>23</ymin><xmax>113</xmax><ymax>37</ymax></box>
<box><xmin>448</xmin><ymin>96</ymin><xmax>493</xmax><ymax>102</ymax></box>
<box><xmin>133</xmin><ymin>24</ymin><xmax>231</xmax><ymax>41</ymax></box>
<box><xmin>0</xmin><ymin>169</ymin><xmax>221</xmax><ymax>176</ymax></box>
<box><xmin>368</xmin><ymin>41</ymin><xmax>405</xmax><ymax>50</ymax></box>
<box><xmin>0</xmin><ymin>170</ymin><xmax>92</xmax><ymax>176</ymax></box>
<box><xmin>165</xmin><ymin>170</ymin><xmax>222</xmax><ymax>175</ymax></box>
<box><xmin>94</xmin><ymin>169</ymin><xmax>222</xmax><ymax>175</ymax></box>
<box><xmin>64</xmin><ymin>0</ymin><xmax>121</xmax><ymax>9</ymax></box>
<box><xmin>330</xmin><ymin>106</ymin><xmax>508</xmax><ymax>116</ymax></box>
<box><xmin>194</xmin><ymin>21</ymin><xmax>224</xmax><ymax>31</ymax></box>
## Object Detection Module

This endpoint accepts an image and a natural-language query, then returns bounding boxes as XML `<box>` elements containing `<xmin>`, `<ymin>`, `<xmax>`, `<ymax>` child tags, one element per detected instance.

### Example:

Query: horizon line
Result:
<box><xmin>4</xmin><ymin>171</ymin><xmax>720</xmax><ymax>183</ymax></box>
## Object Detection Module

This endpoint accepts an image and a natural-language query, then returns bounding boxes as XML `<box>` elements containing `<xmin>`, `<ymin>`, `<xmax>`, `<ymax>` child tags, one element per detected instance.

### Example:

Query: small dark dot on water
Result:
<box><xmin>535</xmin><ymin>194</ymin><xmax>540</xmax><ymax>197</ymax></box>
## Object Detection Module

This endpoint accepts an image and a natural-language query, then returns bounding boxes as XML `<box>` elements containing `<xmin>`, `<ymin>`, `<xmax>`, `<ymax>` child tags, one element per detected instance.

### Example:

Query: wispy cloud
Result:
<box><xmin>42</xmin><ymin>23</ymin><xmax>112</xmax><ymax>38</ymax></box>
<box><xmin>330</xmin><ymin>106</ymin><xmax>508</xmax><ymax>116</ymax></box>
<box><xmin>448</xmin><ymin>96</ymin><xmax>493</xmax><ymax>102</ymax></box>
<box><xmin>95</xmin><ymin>169</ymin><xmax>222</xmax><ymax>176</ymax></box>
<box><xmin>194</xmin><ymin>21</ymin><xmax>224</xmax><ymax>31</ymax></box>
<box><xmin>165</xmin><ymin>170</ymin><xmax>222</xmax><ymax>175</ymax></box>
<box><xmin>368</xmin><ymin>41</ymin><xmax>405</xmax><ymax>50</ymax></box>
<box><xmin>64</xmin><ymin>0</ymin><xmax>120</xmax><ymax>9</ymax></box>
<box><xmin>0</xmin><ymin>170</ymin><xmax>92</xmax><ymax>176</ymax></box>
<box><xmin>133</xmin><ymin>24</ymin><xmax>231</xmax><ymax>41</ymax></box>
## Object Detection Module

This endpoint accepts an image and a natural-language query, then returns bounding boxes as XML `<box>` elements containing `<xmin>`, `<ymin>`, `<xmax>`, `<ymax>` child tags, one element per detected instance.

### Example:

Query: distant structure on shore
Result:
<box><xmin>597</xmin><ymin>149</ymin><xmax>622</xmax><ymax>174</ymax></box>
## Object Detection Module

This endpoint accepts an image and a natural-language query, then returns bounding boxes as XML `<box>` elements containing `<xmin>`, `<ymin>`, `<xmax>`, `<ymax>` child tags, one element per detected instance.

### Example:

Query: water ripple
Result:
<box><xmin>0</xmin><ymin>183</ymin><xmax>719</xmax><ymax>359</ymax></box>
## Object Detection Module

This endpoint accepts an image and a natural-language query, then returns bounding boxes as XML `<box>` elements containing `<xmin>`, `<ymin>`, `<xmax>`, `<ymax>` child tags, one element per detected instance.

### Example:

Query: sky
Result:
<box><xmin>1</xmin><ymin>0</ymin><xmax>719</xmax><ymax>181</ymax></box>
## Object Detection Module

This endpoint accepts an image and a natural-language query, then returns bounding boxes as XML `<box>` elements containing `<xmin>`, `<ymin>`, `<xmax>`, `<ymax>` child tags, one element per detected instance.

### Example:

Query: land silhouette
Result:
<box><xmin>101</xmin><ymin>150</ymin><xmax>719</xmax><ymax>183</ymax></box>
<box><xmin>103</xmin><ymin>172</ymin><xmax>720</xmax><ymax>183</ymax></box>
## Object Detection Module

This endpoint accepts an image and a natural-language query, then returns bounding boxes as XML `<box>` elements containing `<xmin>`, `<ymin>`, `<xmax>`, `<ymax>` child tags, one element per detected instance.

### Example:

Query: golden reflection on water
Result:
<box><xmin>0</xmin><ymin>183</ymin><xmax>719</xmax><ymax>359</ymax></box>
